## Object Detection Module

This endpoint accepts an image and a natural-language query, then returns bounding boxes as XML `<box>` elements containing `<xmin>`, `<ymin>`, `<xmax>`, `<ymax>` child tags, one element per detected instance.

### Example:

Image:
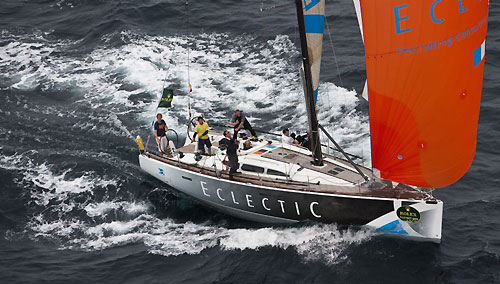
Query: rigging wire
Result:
<box><xmin>146</xmin><ymin>0</ymin><xmax>191</xmax><ymax>151</ymax></box>
<box><xmin>325</xmin><ymin>18</ymin><xmax>344</xmax><ymax>89</ymax></box>
<box><xmin>186</xmin><ymin>0</ymin><xmax>193</xmax><ymax>121</ymax></box>
<box><xmin>324</xmin><ymin>15</ymin><xmax>348</xmax><ymax>129</ymax></box>
<box><xmin>259</xmin><ymin>1</ymin><xmax>303</xmax><ymax>133</ymax></box>
<box><xmin>146</xmin><ymin>36</ymin><xmax>181</xmax><ymax>151</ymax></box>
<box><xmin>325</xmin><ymin>17</ymin><xmax>349</xmax><ymax>107</ymax></box>
<box><xmin>260</xmin><ymin>0</ymin><xmax>295</xmax><ymax>12</ymax></box>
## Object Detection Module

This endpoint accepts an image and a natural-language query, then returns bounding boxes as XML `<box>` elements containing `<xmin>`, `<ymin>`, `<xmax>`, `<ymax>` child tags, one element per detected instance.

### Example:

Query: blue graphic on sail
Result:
<box><xmin>302</xmin><ymin>0</ymin><xmax>325</xmax><ymax>103</ymax></box>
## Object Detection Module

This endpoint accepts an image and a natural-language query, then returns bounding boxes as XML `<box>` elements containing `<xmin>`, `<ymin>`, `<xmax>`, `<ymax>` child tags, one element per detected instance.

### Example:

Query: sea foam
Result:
<box><xmin>0</xmin><ymin>30</ymin><xmax>373</xmax><ymax>265</ymax></box>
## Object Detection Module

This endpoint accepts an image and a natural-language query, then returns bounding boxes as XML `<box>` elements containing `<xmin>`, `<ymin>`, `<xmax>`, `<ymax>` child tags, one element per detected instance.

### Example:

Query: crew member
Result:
<box><xmin>281</xmin><ymin>128</ymin><xmax>298</xmax><ymax>145</ymax></box>
<box><xmin>191</xmin><ymin>116</ymin><xmax>212</xmax><ymax>155</ymax></box>
<box><xmin>297</xmin><ymin>130</ymin><xmax>312</xmax><ymax>151</ymax></box>
<box><xmin>154</xmin><ymin>113</ymin><xmax>169</xmax><ymax>154</ymax></box>
<box><xmin>243</xmin><ymin>140</ymin><xmax>252</xmax><ymax>150</ymax></box>
<box><xmin>221</xmin><ymin>130</ymin><xmax>239</xmax><ymax>175</ymax></box>
<box><xmin>230</xmin><ymin>109</ymin><xmax>257</xmax><ymax>140</ymax></box>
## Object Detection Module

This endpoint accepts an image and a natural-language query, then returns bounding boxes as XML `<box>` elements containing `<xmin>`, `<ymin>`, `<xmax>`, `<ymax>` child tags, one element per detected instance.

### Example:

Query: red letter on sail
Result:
<box><xmin>360</xmin><ymin>0</ymin><xmax>489</xmax><ymax>187</ymax></box>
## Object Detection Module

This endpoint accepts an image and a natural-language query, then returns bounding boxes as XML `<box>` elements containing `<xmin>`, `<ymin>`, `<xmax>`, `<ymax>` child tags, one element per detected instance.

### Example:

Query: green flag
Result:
<box><xmin>158</xmin><ymin>88</ymin><xmax>174</xmax><ymax>108</ymax></box>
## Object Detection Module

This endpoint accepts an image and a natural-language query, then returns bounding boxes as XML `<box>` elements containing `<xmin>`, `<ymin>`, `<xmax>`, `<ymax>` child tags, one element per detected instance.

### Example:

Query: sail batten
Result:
<box><xmin>360</xmin><ymin>0</ymin><xmax>489</xmax><ymax>188</ymax></box>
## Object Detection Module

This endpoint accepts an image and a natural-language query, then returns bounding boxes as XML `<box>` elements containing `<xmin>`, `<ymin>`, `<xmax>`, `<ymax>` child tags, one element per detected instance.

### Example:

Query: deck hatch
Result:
<box><xmin>328</xmin><ymin>170</ymin><xmax>339</xmax><ymax>175</ymax></box>
<box><xmin>241</xmin><ymin>164</ymin><xmax>265</xmax><ymax>174</ymax></box>
<box><xmin>284</xmin><ymin>154</ymin><xmax>298</xmax><ymax>160</ymax></box>
<box><xmin>267</xmin><ymin>169</ymin><xmax>287</xmax><ymax>177</ymax></box>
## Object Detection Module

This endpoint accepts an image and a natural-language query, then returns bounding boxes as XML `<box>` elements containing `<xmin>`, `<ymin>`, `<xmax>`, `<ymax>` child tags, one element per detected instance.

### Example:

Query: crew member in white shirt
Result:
<box><xmin>281</xmin><ymin>128</ymin><xmax>298</xmax><ymax>145</ymax></box>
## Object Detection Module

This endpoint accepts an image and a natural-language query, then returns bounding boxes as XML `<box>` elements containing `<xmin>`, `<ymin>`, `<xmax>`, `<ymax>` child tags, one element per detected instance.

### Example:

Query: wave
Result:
<box><xmin>2</xmin><ymin>151</ymin><xmax>374</xmax><ymax>264</ymax></box>
<box><xmin>0</xmin><ymin>28</ymin><xmax>373</xmax><ymax>265</ymax></box>
<box><xmin>0</xmin><ymin>30</ymin><xmax>371</xmax><ymax>161</ymax></box>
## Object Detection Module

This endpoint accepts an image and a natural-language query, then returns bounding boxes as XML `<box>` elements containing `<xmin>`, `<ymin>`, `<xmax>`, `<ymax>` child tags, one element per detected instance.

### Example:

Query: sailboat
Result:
<box><xmin>137</xmin><ymin>0</ymin><xmax>489</xmax><ymax>243</ymax></box>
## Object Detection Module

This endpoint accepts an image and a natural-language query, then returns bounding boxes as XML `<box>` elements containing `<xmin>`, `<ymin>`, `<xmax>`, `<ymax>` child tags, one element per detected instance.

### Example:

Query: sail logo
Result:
<box><xmin>158</xmin><ymin>88</ymin><xmax>174</xmax><ymax>108</ymax></box>
<box><xmin>303</xmin><ymin>0</ymin><xmax>321</xmax><ymax>11</ymax></box>
<box><xmin>397</xmin><ymin>16</ymin><xmax>486</xmax><ymax>56</ymax></box>
<box><xmin>394</xmin><ymin>0</ymin><xmax>485</xmax><ymax>34</ymax></box>
<box><xmin>396</xmin><ymin>206</ymin><xmax>421</xmax><ymax>223</ymax></box>
<box><xmin>474</xmin><ymin>40</ymin><xmax>486</xmax><ymax>67</ymax></box>
<box><xmin>200</xmin><ymin>181</ymin><xmax>322</xmax><ymax>219</ymax></box>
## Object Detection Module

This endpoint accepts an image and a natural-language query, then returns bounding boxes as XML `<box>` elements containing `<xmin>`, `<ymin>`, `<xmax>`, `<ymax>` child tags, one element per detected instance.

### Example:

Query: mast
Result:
<box><xmin>295</xmin><ymin>0</ymin><xmax>323</xmax><ymax>166</ymax></box>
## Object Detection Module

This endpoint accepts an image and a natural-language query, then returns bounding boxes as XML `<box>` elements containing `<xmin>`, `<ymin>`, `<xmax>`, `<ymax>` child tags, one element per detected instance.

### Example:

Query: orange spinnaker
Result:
<box><xmin>360</xmin><ymin>0</ymin><xmax>489</xmax><ymax>188</ymax></box>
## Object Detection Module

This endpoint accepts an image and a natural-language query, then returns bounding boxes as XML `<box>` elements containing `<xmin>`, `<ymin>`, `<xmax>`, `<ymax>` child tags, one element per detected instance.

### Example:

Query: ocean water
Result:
<box><xmin>0</xmin><ymin>0</ymin><xmax>499</xmax><ymax>283</ymax></box>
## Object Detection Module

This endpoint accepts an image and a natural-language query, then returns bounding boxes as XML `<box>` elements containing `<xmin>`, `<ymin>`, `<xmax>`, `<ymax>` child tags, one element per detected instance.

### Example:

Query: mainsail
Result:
<box><xmin>359</xmin><ymin>0</ymin><xmax>489</xmax><ymax>187</ymax></box>
<box><xmin>302</xmin><ymin>0</ymin><xmax>325</xmax><ymax>103</ymax></box>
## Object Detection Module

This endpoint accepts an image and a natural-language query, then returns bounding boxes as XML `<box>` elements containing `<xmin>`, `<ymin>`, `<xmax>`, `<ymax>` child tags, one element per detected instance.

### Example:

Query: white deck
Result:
<box><xmin>172</xmin><ymin>132</ymin><xmax>364</xmax><ymax>187</ymax></box>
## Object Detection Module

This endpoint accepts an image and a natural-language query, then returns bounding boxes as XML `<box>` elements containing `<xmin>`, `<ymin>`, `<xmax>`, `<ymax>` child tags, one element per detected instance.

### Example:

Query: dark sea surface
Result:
<box><xmin>0</xmin><ymin>0</ymin><xmax>499</xmax><ymax>283</ymax></box>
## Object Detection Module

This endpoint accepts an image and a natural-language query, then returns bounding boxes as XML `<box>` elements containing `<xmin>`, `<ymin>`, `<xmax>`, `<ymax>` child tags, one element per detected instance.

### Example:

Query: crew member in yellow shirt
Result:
<box><xmin>191</xmin><ymin>116</ymin><xmax>212</xmax><ymax>155</ymax></box>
